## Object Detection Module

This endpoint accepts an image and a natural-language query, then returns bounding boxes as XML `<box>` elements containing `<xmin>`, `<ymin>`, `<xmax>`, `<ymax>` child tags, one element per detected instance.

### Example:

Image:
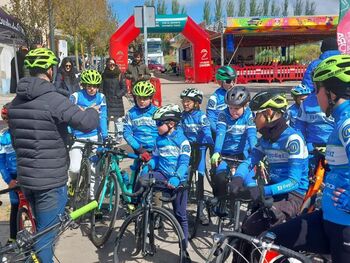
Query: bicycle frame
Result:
<box><xmin>17</xmin><ymin>189</ymin><xmax>36</xmax><ymax>233</ymax></box>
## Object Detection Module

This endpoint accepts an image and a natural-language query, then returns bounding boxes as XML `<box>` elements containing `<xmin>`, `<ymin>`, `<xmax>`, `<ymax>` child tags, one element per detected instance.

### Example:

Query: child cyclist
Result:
<box><xmin>210</xmin><ymin>86</ymin><xmax>257</xmax><ymax>199</ymax></box>
<box><xmin>140</xmin><ymin>104</ymin><xmax>192</xmax><ymax>262</ymax></box>
<box><xmin>0</xmin><ymin>103</ymin><xmax>18</xmax><ymax>243</ymax></box>
<box><xmin>180</xmin><ymin>87</ymin><xmax>213</xmax><ymax>225</ymax></box>
<box><xmin>269</xmin><ymin>54</ymin><xmax>350</xmax><ymax>263</ymax></box>
<box><xmin>228</xmin><ymin>91</ymin><xmax>309</xmax><ymax>236</ymax></box>
<box><xmin>286</xmin><ymin>84</ymin><xmax>311</xmax><ymax>128</ymax></box>
<box><xmin>69</xmin><ymin>69</ymin><xmax>108</xmax><ymax>199</ymax></box>
<box><xmin>206</xmin><ymin>66</ymin><xmax>237</xmax><ymax>137</ymax></box>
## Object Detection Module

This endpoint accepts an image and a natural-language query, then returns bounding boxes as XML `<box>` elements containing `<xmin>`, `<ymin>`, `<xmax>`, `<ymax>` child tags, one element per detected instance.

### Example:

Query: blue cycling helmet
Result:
<box><xmin>291</xmin><ymin>84</ymin><xmax>311</xmax><ymax>96</ymax></box>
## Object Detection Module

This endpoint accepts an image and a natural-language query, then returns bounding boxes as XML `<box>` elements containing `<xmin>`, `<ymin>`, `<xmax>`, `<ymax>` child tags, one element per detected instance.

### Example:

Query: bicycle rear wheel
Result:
<box><xmin>187</xmin><ymin>168</ymin><xmax>199</xmax><ymax>240</ymax></box>
<box><xmin>114</xmin><ymin>206</ymin><xmax>185</xmax><ymax>263</ymax></box>
<box><xmin>73</xmin><ymin>159</ymin><xmax>91</xmax><ymax>211</ymax></box>
<box><xmin>91</xmin><ymin>172</ymin><xmax>119</xmax><ymax>247</ymax></box>
<box><xmin>16</xmin><ymin>207</ymin><xmax>36</xmax><ymax>234</ymax></box>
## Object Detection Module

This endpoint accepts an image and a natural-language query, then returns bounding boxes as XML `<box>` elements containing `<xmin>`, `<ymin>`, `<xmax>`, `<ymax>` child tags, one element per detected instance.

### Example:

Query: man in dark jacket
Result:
<box><xmin>125</xmin><ymin>51</ymin><xmax>151</xmax><ymax>87</ymax></box>
<box><xmin>8</xmin><ymin>48</ymin><xmax>99</xmax><ymax>263</ymax></box>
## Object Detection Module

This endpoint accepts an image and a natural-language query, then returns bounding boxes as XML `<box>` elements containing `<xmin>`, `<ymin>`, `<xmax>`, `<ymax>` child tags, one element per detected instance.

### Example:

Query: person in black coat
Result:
<box><xmin>55</xmin><ymin>57</ymin><xmax>80</xmax><ymax>96</ymax></box>
<box><xmin>102</xmin><ymin>58</ymin><xmax>127</xmax><ymax>125</ymax></box>
<box><xmin>10</xmin><ymin>46</ymin><xmax>28</xmax><ymax>93</ymax></box>
<box><xmin>8</xmin><ymin>47</ymin><xmax>99</xmax><ymax>263</ymax></box>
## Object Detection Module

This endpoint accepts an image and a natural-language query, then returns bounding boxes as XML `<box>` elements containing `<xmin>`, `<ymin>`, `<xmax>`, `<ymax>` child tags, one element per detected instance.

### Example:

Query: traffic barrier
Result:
<box><xmin>275</xmin><ymin>65</ymin><xmax>307</xmax><ymax>83</ymax></box>
<box><xmin>184</xmin><ymin>66</ymin><xmax>194</xmax><ymax>83</ymax></box>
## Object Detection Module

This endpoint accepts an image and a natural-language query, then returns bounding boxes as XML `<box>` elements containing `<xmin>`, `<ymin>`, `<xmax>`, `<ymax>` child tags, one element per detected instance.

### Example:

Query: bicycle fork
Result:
<box><xmin>141</xmin><ymin>190</ymin><xmax>156</xmax><ymax>257</ymax></box>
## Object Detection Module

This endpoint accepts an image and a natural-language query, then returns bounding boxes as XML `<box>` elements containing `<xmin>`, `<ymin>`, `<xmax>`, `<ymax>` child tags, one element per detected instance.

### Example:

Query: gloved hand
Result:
<box><xmin>167</xmin><ymin>176</ymin><xmax>180</xmax><ymax>189</ymax></box>
<box><xmin>333</xmin><ymin>188</ymin><xmax>350</xmax><ymax>213</ymax></box>
<box><xmin>137</xmin><ymin>146</ymin><xmax>147</xmax><ymax>154</ymax></box>
<box><xmin>247</xmin><ymin>186</ymin><xmax>261</xmax><ymax>202</ymax></box>
<box><xmin>227</xmin><ymin>176</ymin><xmax>244</xmax><ymax>195</ymax></box>
<box><xmin>211</xmin><ymin>152</ymin><xmax>221</xmax><ymax>167</ymax></box>
<box><xmin>140</xmin><ymin>151</ymin><xmax>152</xmax><ymax>162</ymax></box>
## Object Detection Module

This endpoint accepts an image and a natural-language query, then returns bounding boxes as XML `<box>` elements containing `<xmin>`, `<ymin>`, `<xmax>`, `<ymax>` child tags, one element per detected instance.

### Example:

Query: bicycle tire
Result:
<box><xmin>73</xmin><ymin>159</ymin><xmax>91</xmax><ymax>211</ymax></box>
<box><xmin>114</xmin><ymin>206</ymin><xmax>185</xmax><ymax>263</ymax></box>
<box><xmin>16</xmin><ymin>207</ymin><xmax>36</xmax><ymax>234</ymax></box>
<box><xmin>90</xmin><ymin>172</ymin><xmax>119</xmax><ymax>247</ymax></box>
<box><xmin>187</xmin><ymin>168</ymin><xmax>199</xmax><ymax>240</ymax></box>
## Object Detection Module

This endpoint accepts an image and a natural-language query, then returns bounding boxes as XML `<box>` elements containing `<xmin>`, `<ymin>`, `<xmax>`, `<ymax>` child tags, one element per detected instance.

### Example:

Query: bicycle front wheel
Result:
<box><xmin>113</xmin><ymin>206</ymin><xmax>185</xmax><ymax>263</ymax></box>
<box><xmin>91</xmin><ymin>172</ymin><xmax>119</xmax><ymax>247</ymax></box>
<box><xmin>73</xmin><ymin>159</ymin><xmax>91</xmax><ymax>211</ymax></box>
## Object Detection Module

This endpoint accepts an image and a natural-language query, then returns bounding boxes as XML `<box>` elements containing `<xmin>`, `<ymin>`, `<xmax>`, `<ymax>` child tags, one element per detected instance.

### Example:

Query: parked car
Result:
<box><xmin>148</xmin><ymin>60</ymin><xmax>166</xmax><ymax>73</ymax></box>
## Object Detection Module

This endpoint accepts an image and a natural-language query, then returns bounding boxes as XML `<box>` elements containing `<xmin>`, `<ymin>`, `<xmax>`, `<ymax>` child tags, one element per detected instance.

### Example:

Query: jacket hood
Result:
<box><xmin>16</xmin><ymin>77</ymin><xmax>56</xmax><ymax>100</ymax></box>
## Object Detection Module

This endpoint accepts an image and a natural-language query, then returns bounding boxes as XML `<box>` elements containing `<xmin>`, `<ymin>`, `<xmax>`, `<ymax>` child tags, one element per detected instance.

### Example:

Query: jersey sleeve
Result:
<box><xmin>123</xmin><ymin>111</ymin><xmax>141</xmax><ymax>151</ymax></box>
<box><xmin>246</xmin><ymin>113</ymin><xmax>257</xmax><ymax>151</ymax></box>
<box><xmin>214</xmin><ymin>112</ymin><xmax>226</xmax><ymax>153</ymax></box>
<box><xmin>99</xmin><ymin>94</ymin><xmax>108</xmax><ymax>139</ymax></box>
<box><xmin>206</xmin><ymin>94</ymin><xmax>217</xmax><ymax>132</ymax></box>
<box><xmin>339</xmin><ymin>119</ymin><xmax>350</xmax><ymax>166</ymax></box>
<box><xmin>235</xmin><ymin>143</ymin><xmax>265</xmax><ymax>179</ymax></box>
<box><xmin>175</xmin><ymin>140</ymin><xmax>191</xmax><ymax>180</ymax></box>
<box><xmin>199</xmin><ymin>114</ymin><xmax>214</xmax><ymax>145</ymax></box>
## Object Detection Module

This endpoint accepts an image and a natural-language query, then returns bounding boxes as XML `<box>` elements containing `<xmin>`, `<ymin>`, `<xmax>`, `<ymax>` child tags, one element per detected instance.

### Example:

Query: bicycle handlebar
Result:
<box><xmin>210</xmin><ymin>231</ymin><xmax>312</xmax><ymax>263</ymax></box>
<box><xmin>0</xmin><ymin>185</ymin><xmax>20</xmax><ymax>195</ymax></box>
<box><xmin>73</xmin><ymin>137</ymin><xmax>104</xmax><ymax>146</ymax></box>
<box><xmin>70</xmin><ymin>200</ymin><xmax>98</xmax><ymax>220</ymax></box>
<box><xmin>220</xmin><ymin>156</ymin><xmax>244</xmax><ymax>163</ymax></box>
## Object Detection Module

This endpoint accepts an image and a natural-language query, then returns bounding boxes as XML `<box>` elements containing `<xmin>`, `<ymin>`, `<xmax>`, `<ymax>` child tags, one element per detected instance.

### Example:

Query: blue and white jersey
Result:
<box><xmin>235</xmin><ymin>126</ymin><xmax>309</xmax><ymax>196</ymax></box>
<box><xmin>286</xmin><ymin>103</ymin><xmax>299</xmax><ymax>128</ymax></box>
<box><xmin>206</xmin><ymin>87</ymin><xmax>227</xmax><ymax>132</ymax></box>
<box><xmin>322</xmin><ymin>100</ymin><xmax>350</xmax><ymax>226</ymax></box>
<box><xmin>214</xmin><ymin>107</ymin><xmax>257</xmax><ymax>156</ymax></box>
<box><xmin>0</xmin><ymin>128</ymin><xmax>18</xmax><ymax>204</ymax></box>
<box><xmin>70</xmin><ymin>89</ymin><xmax>108</xmax><ymax>139</ymax></box>
<box><xmin>180</xmin><ymin>110</ymin><xmax>213</xmax><ymax>145</ymax></box>
<box><xmin>294</xmin><ymin>93</ymin><xmax>334</xmax><ymax>151</ymax></box>
<box><xmin>123</xmin><ymin>104</ymin><xmax>158</xmax><ymax>151</ymax></box>
<box><xmin>149</xmin><ymin>128</ymin><xmax>191</xmax><ymax>181</ymax></box>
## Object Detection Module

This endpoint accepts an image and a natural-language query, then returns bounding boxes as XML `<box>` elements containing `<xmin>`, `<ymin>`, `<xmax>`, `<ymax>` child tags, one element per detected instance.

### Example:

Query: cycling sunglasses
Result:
<box><xmin>156</xmin><ymin>120</ymin><xmax>168</xmax><ymax>127</ymax></box>
<box><xmin>224</xmin><ymin>79</ymin><xmax>233</xmax><ymax>84</ymax></box>
<box><xmin>252</xmin><ymin>109</ymin><xmax>266</xmax><ymax>118</ymax></box>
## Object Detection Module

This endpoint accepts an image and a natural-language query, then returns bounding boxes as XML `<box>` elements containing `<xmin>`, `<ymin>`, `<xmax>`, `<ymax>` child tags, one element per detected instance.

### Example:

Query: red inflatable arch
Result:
<box><xmin>110</xmin><ymin>15</ymin><xmax>212</xmax><ymax>83</ymax></box>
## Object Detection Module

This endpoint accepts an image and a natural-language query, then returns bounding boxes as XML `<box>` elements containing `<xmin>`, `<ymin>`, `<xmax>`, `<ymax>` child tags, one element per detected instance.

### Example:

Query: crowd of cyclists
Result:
<box><xmin>0</xmin><ymin>35</ymin><xmax>350</xmax><ymax>263</ymax></box>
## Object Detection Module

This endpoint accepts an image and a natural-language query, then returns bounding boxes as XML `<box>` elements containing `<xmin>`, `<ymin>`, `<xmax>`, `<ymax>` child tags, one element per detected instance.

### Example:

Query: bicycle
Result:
<box><xmin>90</xmin><ymin>141</ymin><xmax>139</xmax><ymax>247</ymax></box>
<box><xmin>69</xmin><ymin>137</ymin><xmax>104</xmax><ymax>211</ymax></box>
<box><xmin>206</xmin><ymin>231</ymin><xmax>313</xmax><ymax>263</ymax></box>
<box><xmin>113</xmin><ymin>175</ymin><xmax>186</xmax><ymax>263</ymax></box>
<box><xmin>0</xmin><ymin>200</ymin><xmax>98</xmax><ymax>263</ymax></box>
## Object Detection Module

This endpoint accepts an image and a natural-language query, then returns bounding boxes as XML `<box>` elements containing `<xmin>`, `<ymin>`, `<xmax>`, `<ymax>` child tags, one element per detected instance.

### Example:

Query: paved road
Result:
<box><xmin>0</xmin><ymin>75</ymin><xmax>299</xmax><ymax>262</ymax></box>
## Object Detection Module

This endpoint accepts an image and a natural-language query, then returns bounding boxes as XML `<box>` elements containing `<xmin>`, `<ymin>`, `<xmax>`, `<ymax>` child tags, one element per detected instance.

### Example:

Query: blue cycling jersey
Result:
<box><xmin>322</xmin><ymin>100</ymin><xmax>350</xmax><ymax>226</ymax></box>
<box><xmin>286</xmin><ymin>103</ymin><xmax>299</xmax><ymax>129</ymax></box>
<box><xmin>294</xmin><ymin>93</ymin><xmax>334</xmax><ymax>151</ymax></box>
<box><xmin>180</xmin><ymin>110</ymin><xmax>213</xmax><ymax>145</ymax></box>
<box><xmin>235</xmin><ymin>126</ymin><xmax>309</xmax><ymax>196</ymax></box>
<box><xmin>0</xmin><ymin>128</ymin><xmax>18</xmax><ymax>204</ymax></box>
<box><xmin>301</xmin><ymin>50</ymin><xmax>341</xmax><ymax>92</ymax></box>
<box><xmin>215</xmin><ymin>107</ymin><xmax>257</xmax><ymax>156</ymax></box>
<box><xmin>70</xmin><ymin>90</ymin><xmax>108</xmax><ymax>139</ymax></box>
<box><xmin>148</xmin><ymin>128</ymin><xmax>191</xmax><ymax>181</ymax></box>
<box><xmin>206</xmin><ymin>87</ymin><xmax>228</xmax><ymax>132</ymax></box>
<box><xmin>123</xmin><ymin>104</ymin><xmax>158</xmax><ymax>151</ymax></box>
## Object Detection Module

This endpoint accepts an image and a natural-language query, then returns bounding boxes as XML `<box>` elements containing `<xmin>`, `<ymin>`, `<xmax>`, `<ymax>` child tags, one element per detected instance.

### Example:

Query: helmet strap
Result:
<box><xmin>325</xmin><ymin>89</ymin><xmax>337</xmax><ymax>117</ymax></box>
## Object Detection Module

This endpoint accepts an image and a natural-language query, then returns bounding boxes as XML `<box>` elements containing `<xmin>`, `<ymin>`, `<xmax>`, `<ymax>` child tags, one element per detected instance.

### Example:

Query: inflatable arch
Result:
<box><xmin>110</xmin><ymin>14</ymin><xmax>213</xmax><ymax>83</ymax></box>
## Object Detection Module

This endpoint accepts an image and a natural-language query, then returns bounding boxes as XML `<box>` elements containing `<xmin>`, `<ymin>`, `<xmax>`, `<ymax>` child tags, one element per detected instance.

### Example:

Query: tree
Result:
<box><xmin>270</xmin><ymin>0</ymin><xmax>280</xmax><ymax>16</ymax></box>
<box><xmin>249</xmin><ymin>0</ymin><xmax>258</xmax><ymax>16</ymax></box>
<box><xmin>180</xmin><ymin>5</ymin><xmax>187</xmax><ymax>14</ymax></box>
<box><xmin>226</xmin><ymin>0</ymin><xmax>235</xmax><ymax>17</ymax></box>
<box><xmin>294</xmin><ymin>0</ymin><xmax>303</xmax><ymax>16</ymax></box>
<box><xmin>203</xmin><ymin>0</ymin><xmax>211</xmax><ymax>25</ymax></box>
<box><xmin>305</xmin><ymin>0</ymin><xmax>316</xmax><ymax>15</ymax></box>
<box><xmin>282</xmin><ymin>0</ymin><xmax>289</xmax><ymax>16</ymax></box>
<box><xmin>171</xmin><ymin>0</ymin><xmax>180</xmax><ymax>14</ymax></box>
<box><xmin>262</xmin><ymin>0</ymin><xmax>270</xmax><ymax>16</ymax></box>
<box><xmin>214</xmin><ymin>0</ymin><xmax>223</xmax><ymax>23</ymax></box>
<box><xmin>157</xmin><ymin>0</ymin><xmax>167</xmax><ymax>14</ymax></box>
<box><xmin>7</xmin><ymin>0</ymin><xmax>49</xmax><ymax>47</ymax></box>
<box><xmin>238</xmin><ymin>0</ymin><xmax>246</xmax><ymax>17</ymax></box>
<box><xmin>144</xmin><ymin>0</ymin><xmax>155</xmax><ymax>6</ymax></box>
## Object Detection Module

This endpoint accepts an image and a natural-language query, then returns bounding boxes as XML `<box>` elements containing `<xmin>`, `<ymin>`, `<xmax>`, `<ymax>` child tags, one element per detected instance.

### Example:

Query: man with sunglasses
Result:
<box><xmin>228</xmin><ymin>91</ymin><xmax>309</xmax><ymax>237</ymax></box>
<box><xmin>206</xmin><ymin>66</ymin><xmax>237</xmax><ymax>135</ymax></box>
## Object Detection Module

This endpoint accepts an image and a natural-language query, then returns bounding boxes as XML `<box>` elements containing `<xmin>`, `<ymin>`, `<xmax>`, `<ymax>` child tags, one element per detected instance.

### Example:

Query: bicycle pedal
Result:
<box><xmin>127</xmin><ymin>204</ymin><xmax>136</xmax><ymax>213</ymax></box>
<box><xmin>70</xmin><ymin>222</ymin><xmax>80</xmax><ymax>229</ymax></box>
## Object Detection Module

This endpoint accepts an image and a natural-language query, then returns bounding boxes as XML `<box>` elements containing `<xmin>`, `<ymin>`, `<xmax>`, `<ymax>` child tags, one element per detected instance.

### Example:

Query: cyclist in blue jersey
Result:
<box><xmin>206</xmin><ymin>66</ymin><xmax>237</xmax><ymax>135</ymax></box>
<box><xmin>69</xmin><ymin>69</ymin><xmax>108</xmax><ymax>199</ymax></box>
<box><xmin>270</xmin><ymin>54</ymin><xmax>350</xmax><ymax>263</ymax></box>
<box><xmin>180</xmin><ymin>87</ymin><xmax>213</xmax><ymax>225</ymax></box>
<box><xmin>123</xmin><ymin>81</ymin><xmax>158</xmax><ymax>175</ymax></box>
<box><xmin>295</xmin><ymin>38</ymin><xmax>340</xmax><ymax>154</ymax></box>
<box><xmin>228</xmin><ymin>91</ymin><xmax>309</xmax><ymax>236</ymax></box>
<box><xmin>0</xmin><ymin>103</ymin><xmax>18</xmax><ymax>243</ymax></box>
<box><xmin>140</xmin><ymin>104</ymin><xmax>192</xmax><ymax>262</ymax></box>
<box><xmin>211</xmin><ymin>86</ymin><xmax>257</xmax><ymax>199</ymax></box>
<box><xmin>286</xmin><ymin>84</ymin><xmax>311</xmax><ymax>128</ymax></box>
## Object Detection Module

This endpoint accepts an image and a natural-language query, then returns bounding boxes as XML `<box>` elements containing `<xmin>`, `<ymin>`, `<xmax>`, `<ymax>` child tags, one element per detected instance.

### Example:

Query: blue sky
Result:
<box><xmin>109</xmin><ymin>0</ymin><xmax>340</xmax><ymax>25</ymax></box>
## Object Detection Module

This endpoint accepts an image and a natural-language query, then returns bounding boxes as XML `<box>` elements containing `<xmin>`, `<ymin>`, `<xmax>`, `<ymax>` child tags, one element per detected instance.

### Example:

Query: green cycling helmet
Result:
<box><xmin>24</xmin><ymin>48</ymin><xmax>59</xmax><ymax>70</ymax></box>
<box><xmin>249</xmin><ymin>91</ymin><xmax>288</xmax><ymax>113</ymax></box>
<box><xmin>80</xmin><ymin>70</ymin><xmax>102</xmax><ymax>85</ymax></box>
<box><xmin>313</xmin><ymin>55</ymin><xmax>350</xmax><ymax>83</ymax></box>
<box><xmin>215</xmin><ymin>66</ymin><xmax>237</xmax><ymax>81</ymax></box>
<box><xmin>132</xmin><ymin>81</ymin><xmax>156</xmax><ymax>97</ymax></box>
